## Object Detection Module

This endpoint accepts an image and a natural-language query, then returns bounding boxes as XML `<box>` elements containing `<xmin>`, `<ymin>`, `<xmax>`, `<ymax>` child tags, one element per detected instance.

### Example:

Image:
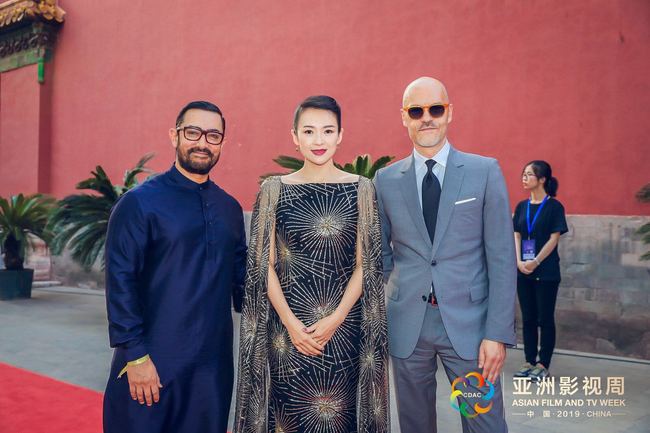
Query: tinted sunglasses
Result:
<box><xmin>403</xmin><ymin>104</ymin><xmax>449</xmax><ymax>120</ymax></box>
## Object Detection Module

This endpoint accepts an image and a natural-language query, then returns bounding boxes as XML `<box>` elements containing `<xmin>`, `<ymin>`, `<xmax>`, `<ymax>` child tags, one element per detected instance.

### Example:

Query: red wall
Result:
<box><xmin>0</xmin><ymin>64</ymin><xmax>48</xmax><ymax>194</ymax></box>
<box><xmin>1</xmin><ymin>0</ymin><xmax>649</xmax><ymax>214</ymax></box>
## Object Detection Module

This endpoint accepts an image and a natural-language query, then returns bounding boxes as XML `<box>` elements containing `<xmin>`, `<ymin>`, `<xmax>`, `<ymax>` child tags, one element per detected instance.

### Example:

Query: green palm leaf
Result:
<box><xmin>273</xmin><ymin>155</ymin><xmax>305</xmax><ymax>170</ymax></box>
<box><xmin>260</xmin><ymin>153</ymin><xmax>395</xmax><ymax>182</ymax></box>
<box><xmin>368</xmin><ymin>156</ymin><xmax>395</xmax><ymax>178</ymax></box>
<box><xmin>123</xmin><ymin>153</ymin><xmax>156</xmax><ymax>191</ymax></box>
<box><xmin>49</xmin><ymin>154</ymin><xmax>156</xmax><ymax>270</ymax></box>
<box><xmin>259</xmin><ymin>156</ymin><xmax>305</xmax><ymax>183</ymax></box>
<box><xmin>356</xmin><ymin>155</ymin><xmax>370</xmax><ymax>176</ymax></box>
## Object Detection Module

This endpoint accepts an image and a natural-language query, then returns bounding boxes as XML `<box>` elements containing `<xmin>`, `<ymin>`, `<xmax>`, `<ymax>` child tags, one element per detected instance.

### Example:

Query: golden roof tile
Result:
<box><xmin>0</xmin><ymin>0</ymin><xmax>65</xmax><ymax>30</ymax></box>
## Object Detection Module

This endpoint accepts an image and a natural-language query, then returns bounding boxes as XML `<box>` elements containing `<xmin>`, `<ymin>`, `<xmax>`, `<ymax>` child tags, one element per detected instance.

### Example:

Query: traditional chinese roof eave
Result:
<box><xmin>0</xmin><ymin>0</ymin><xmax>65</xmax><ymax>33</ymax></box>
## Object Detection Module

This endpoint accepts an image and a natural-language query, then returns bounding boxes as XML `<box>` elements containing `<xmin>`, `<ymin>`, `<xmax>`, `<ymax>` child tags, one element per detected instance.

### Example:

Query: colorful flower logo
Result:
<box><xmin>449</xmin><ymin>372</ymin><xmax>495</xmax><ymax>418</ymax></box>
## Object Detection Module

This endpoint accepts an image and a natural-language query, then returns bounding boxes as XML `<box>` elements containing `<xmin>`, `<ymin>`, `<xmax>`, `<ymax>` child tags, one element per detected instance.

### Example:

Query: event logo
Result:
<box><xmin>450</xmin><ymin>372</ymin><xmax>495</xmax><ymax>418</ymax></box>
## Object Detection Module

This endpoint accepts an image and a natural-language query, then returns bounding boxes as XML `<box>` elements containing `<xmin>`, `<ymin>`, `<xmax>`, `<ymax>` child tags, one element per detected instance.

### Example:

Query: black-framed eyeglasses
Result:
<box><xmin>176</xmin><ymin>125</ymin><xmax>224</xmax><ymax>145</ymax></box>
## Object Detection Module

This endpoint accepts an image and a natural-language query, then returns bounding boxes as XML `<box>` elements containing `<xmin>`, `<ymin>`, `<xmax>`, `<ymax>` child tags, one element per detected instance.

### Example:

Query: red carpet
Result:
<box><xmin>0</xmin><ymin>362</ymin><xmax>103</xmax><ymax>433</ymax></box>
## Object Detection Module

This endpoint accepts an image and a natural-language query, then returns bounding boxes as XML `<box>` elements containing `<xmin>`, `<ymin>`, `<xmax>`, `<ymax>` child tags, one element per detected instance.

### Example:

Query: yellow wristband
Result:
<box><xmin>117</xmin><ymin>354</ymin><xmax>150</xmax><ymax>379</ymax></box>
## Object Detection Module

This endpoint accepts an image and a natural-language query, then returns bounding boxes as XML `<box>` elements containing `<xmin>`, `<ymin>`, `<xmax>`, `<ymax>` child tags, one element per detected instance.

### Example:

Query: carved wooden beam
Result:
<box><xmin>0</xmin><ymin>0</ymin><xmax>65</xmax><ymax>77</ymax></box>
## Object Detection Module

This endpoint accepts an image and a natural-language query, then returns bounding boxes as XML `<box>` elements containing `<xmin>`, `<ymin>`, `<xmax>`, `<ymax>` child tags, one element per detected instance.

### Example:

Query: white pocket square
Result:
<box><xmin>454</xmin><ymin>197</ymin><xmax>477</xmax><ymax>205</ymax></box>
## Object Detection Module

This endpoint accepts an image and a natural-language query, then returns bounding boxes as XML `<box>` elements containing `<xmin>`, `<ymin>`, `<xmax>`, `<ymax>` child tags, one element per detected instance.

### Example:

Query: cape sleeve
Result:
<box><xmin>233</xmin><ymin>176</ymin><xmax>282</xmax><ymax>433</ymax></box>
<box><xmin>357</xmin><ymin>177</ymin><xmax>391</xmax><ymax>432</ymax></box>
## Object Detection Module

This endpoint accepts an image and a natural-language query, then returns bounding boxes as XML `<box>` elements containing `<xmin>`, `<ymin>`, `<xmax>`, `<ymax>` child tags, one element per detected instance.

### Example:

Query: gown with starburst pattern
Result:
<box><xmin>233</xmin><ymin>176</ymin><xmax>389</xmax><ymax>433</ymax></box>
<box><xmin>267</xmin><ymin>181</ymin><xmax>362</xmax><ymax>433</ymax></box>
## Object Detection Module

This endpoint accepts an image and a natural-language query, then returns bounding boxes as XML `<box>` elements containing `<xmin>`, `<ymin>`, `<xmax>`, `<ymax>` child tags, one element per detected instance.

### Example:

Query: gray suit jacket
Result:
<box><xmin>374</xmin><ymin>146</ymin><xmax>516</xmax><ymax>360</ymax></box>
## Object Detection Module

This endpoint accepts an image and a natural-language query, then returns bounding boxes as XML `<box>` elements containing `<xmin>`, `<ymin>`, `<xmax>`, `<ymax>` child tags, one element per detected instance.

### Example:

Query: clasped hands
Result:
<box><xmin>285</xmin><ymin>312</ymin><xmax>343</xmax><ymax>356</ymax></box>
<box><xmin>517</xmin><ymin>259</ymin><xmax>538</xmax><ymax>275</ymax></box>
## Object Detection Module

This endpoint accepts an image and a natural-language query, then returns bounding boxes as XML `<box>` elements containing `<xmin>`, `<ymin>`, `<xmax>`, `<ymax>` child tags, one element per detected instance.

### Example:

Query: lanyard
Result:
<box><xmin>526</xmin><ymin>195</ymin><xmax>549</xmax><ymax>239</ymax></box>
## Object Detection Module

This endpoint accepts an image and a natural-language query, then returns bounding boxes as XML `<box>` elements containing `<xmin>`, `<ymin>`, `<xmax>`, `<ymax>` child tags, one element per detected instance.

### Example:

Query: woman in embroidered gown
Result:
<box><xmin>234</xmin><ymin>95</ymin><xmax>390</xmax><ymax>433</ymax></box>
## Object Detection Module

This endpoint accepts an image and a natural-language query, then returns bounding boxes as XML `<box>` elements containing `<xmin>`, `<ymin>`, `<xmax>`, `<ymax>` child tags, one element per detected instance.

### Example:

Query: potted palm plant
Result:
<box><xmin>0</xmin><ymin>194</ymin><xmax>55</xmax><ymax>300</ymax></box>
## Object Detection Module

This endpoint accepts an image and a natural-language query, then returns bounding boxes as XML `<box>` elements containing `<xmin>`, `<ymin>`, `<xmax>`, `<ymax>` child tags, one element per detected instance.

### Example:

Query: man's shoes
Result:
<box><xmin>513</xmin><ymin>362</ymin><xmax>535</xmax><ymax>378</ymax></box>
<box><xmin>528</xmin><ymin>363</ymin><xmax>550</xmax><ymax>382</ymax></box>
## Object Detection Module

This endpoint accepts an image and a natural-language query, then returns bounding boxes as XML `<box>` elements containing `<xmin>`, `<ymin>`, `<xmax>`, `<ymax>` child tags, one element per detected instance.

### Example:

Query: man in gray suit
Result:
<box><xmin>374</xmin><ymin>77</ymin><xmax>516</xmax><ymax>433</ymax></box>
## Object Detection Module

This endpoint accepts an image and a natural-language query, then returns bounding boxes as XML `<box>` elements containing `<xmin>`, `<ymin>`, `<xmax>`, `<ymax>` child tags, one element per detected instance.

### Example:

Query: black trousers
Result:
<box><xmin>517</xmin><ymin>277</ymin><xmax>560</xmax><ymax>369</ymax></box>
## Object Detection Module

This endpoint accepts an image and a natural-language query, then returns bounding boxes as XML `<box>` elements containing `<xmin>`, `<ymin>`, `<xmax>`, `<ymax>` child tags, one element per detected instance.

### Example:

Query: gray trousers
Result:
<box><xmin>392</xmin><ymin>304</ymin><xmax>507</xmax><ymax>433</ymax></box>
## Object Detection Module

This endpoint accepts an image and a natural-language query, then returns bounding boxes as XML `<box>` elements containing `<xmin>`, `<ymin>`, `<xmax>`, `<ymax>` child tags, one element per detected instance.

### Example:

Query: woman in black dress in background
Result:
<box><xmin>513</xmin><ymin>160</ymin><xmax>568</xmax><ymax>381</ymax></box>
<box><xmin>234</xmin><ymin>96</ymin><xmax>390</xmax><ymax>433</ymax></box>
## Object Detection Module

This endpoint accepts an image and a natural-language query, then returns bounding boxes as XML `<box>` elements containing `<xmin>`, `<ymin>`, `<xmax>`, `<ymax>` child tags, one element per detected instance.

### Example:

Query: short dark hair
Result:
<box><xmin>293</xmin><ymin>95</ymin><xmax>341</xmax><ymax>132</ymax></box>
<box><xmin>175</xmin><ymin>101</ymin><xmax>226</xmax><ymax>135</ymax></box>
<box><xmin>524</xmin><ymin>160</ymin><xmax>559</xmax><ymax>197</ymax></box>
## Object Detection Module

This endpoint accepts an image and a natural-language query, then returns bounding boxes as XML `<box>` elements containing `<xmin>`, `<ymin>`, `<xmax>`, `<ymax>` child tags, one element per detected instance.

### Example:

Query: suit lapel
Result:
<box><xmin>432</xmin><ymin>147</ymin><xmax>464</xmax><ymax>256</ymax></box>
<box><xmin>399</xmin><ymin>156</ymin><xmax>433</xmax><ymax>248</ymax></box>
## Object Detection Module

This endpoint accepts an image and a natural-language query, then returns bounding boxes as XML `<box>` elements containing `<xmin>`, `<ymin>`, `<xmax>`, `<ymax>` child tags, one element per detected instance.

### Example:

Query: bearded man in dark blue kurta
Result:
<box><xmin>103</xmin><ymin>101</ymin><xmax>247</xmax><ymax>433</ymax></box>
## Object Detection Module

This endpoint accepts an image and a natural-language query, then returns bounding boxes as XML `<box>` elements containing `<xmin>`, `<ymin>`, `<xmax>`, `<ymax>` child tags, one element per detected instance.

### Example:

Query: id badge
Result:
<box><xmin>522</xmin><ymin>239</ymin><xmax>536</xmax><ymax>260</ymax></box>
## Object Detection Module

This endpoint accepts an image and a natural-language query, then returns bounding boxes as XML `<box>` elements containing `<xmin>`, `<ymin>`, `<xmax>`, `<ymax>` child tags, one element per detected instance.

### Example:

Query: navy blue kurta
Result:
<box><xmin>103</xmin><ymin>165</ymin><xmax>247</xmax><ymax>433</ymax></box>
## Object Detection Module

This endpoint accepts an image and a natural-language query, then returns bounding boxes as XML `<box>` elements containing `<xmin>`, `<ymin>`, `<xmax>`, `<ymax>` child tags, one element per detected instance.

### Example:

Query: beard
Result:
<box><xmin>176</xmin><ymin>145</ymin><xmax>220</xmax><ymax>175</ymax></box>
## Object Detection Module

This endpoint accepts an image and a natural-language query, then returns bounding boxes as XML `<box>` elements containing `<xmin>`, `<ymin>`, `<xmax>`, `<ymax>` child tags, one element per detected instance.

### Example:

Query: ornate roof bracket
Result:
<box><xmin>0</xmin><ymin>0</ymin><xmax>65</xmax><ymax>80</ymax></box>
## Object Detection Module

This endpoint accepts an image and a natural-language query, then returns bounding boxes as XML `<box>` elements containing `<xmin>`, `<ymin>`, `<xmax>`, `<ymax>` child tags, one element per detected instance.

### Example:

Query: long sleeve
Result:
<box><xmin>105</xmin><ymin>192</ymin><xmax>148</xmax><ymax>361</ymax></box>
<box><xmin>482</xmin><ymin>159</ymin><xmax>517</xmax><ymax>345</ymax></box>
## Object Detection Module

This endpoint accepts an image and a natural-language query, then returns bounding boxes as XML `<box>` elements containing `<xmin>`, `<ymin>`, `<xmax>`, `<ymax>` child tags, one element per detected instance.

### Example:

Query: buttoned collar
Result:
<box><xmin>166</xmin><ymin>164</ymin><xmax>211</xmax><ymax>190</ymax></box>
